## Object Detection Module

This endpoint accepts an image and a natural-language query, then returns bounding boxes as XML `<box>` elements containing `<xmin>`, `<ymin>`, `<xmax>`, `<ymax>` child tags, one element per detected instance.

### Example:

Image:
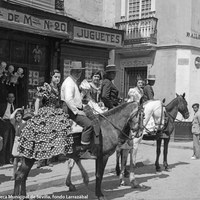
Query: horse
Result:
<box><xmin>116</xmin><ymin>93</ymin><xmax>189</xmax><ymax>187</ymax></box>
<box><xmin>13</xmin><ymin>101</ymin><xmax>143</xmax><ymax>200</ymax></box>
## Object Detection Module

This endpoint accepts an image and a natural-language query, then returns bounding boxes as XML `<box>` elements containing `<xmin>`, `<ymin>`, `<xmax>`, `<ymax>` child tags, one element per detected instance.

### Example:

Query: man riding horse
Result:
<box><xmin>61</xmin><ymin>65</ymin><xmax>96</xmax><ymax>159</ymax></box>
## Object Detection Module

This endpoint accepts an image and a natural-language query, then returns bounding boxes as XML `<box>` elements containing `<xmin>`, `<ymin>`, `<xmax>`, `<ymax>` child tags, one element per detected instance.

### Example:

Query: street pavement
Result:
<box><xmin>0</xmin><ymin>140</ymin><xmax>193</xmax><ymax>198</ymax></box>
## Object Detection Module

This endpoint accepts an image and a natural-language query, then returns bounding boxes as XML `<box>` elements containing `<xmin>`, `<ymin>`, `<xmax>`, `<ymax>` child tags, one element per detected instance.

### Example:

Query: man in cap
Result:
<box><xmin>191</xmin><ymin>103</ymin><xmax>200</xmax><ymax>159</ymax></box>
<box><xmin>61</xmin><ymin>65</ymin><xmax>96</xmax><ymax>159</ymax></box>
<box><xmin>143</xmin><ymin>74</ymin><xmax>156</xmax><ymax>102</ymax></box>
<box><xmin>101</xmin><ymin>64</ymin><xmax>121</xmax><ymax>110</ymax></box>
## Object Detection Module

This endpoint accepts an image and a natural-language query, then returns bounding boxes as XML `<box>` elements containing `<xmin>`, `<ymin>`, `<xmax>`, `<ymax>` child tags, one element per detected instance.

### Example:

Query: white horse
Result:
<box><xmin>116</xmin><ymin>93</ymin><xmax>189</xmax><ymax>187</ymax></box>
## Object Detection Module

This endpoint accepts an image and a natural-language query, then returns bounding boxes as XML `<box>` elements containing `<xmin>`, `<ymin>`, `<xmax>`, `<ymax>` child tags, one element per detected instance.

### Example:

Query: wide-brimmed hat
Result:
<box><xmin>147</xmin><ymin>74</ymin><xmax>156</xmax><ymax>80</ymax></box>
<box><xmin>192</xmin><ymin>103</ymin><xmax>199</xmax><ymax>108</ymax></box>
<box><xmin>105</xmin><ymin>64</ymin><xmax>117</xmax><ymax>72</ymax></box>
<box><xmin>70</xmin><ymin>62</ymin><xmax>85</xmax><ymax>70</ymax></box>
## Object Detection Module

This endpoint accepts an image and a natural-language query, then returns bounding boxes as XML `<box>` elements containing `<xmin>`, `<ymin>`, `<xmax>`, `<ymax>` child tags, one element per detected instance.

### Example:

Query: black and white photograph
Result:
<box><xmin>0</xmin><ymin>0</ymin><xmax>199</xmax><ymax>200</ymax></box>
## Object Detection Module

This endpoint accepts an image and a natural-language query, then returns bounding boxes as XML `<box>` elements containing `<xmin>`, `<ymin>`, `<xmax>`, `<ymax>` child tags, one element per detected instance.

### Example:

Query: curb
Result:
<box><xmin>141</xmin><ymin>141</ymin><xmax>193</xmax><ymax>150</ymax></box>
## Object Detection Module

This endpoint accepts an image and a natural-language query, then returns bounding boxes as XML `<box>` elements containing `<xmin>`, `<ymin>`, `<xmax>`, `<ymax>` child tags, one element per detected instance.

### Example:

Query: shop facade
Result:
<box><xmin>0</xmin><ymin>2</ymin><xmax>70</xmax><ymax>107</ymax></box>
<box><xmin>60</xmin><ymin>21</ymin><xmax>123</xmax><ymax>84</ymax></box>
<box><xmin>0</xmin><ymin>1</ymin><xmax>123</xmax><ymax>108</ymax></box>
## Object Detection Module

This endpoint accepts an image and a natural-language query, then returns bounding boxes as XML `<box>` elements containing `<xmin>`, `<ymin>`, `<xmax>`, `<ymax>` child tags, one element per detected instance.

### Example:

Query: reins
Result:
<box><xmin>90</xmin><ymin>106</ymin><xmax>142</xmax><ymax>141</ymax></box>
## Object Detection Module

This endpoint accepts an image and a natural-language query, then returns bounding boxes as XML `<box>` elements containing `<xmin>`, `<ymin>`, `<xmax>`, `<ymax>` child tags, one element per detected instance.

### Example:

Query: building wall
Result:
<box><xmin>64</xmin><ymin>0</ymin><xmax>119</xmax><ymax>27</ymax></box>
<box><xmin>151</xmin><ymin>49</ymin><xmax>176</xmax><ymax>103</ymax></box>
<box><xmin>154</xmin><ymin>0</ymin><xmax>200</xmax><ymax>119</ymax></box>
<box><xmin>156</xmin><ymin>0</ymin><xmax>192</xmax><ymax>45</ymax></box>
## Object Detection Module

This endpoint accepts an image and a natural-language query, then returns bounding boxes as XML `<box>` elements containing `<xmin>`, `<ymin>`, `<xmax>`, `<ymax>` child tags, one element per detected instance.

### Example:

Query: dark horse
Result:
<box><xmin>116</xmin><ymin>93</ymin><xmax>189</xmax><ymax>187</ymax></box>
<box><xmin>13</xmin><ymin>101</ymin><xmax>143</xmax><ymax>200</ymax></box>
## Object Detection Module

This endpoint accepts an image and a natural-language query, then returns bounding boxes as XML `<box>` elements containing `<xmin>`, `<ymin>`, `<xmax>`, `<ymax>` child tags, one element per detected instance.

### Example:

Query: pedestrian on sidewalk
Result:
<box><xmin>10</xmin><ymin>108</ymin><xmax>26</xmax><ymax>180</ymax></box>
<box><xmin>191</xmin><ymin>103</ymin><xmax>200</xmax><ymax>159</ymax></box>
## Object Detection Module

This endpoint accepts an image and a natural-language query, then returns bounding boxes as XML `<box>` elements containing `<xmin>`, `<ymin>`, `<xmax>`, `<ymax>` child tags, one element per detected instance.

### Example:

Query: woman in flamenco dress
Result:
<box><xmin>18</xmin><ymin>69</ymin><xmax>73</xmax><ymax>161</ymax></box>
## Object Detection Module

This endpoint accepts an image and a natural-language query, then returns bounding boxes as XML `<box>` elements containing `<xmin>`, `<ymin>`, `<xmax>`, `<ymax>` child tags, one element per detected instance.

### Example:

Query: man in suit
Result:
<box><xmin>0</xmin><ymin>93</ymin><xmax>15</xmax><ymax>165</ymax></box>
<box><xmin>101</xmin><ymin>65</ymin><xmax>121</xmax><ymax>110</ymax></box>
<box><xmin>191</xmin><ymin>103</ymin><xmax>200</xmax><ymax>160</ymax></box>
<box><xmin>143</xmin><ymin>74</ymin><xmax>156</xmax><ymax>102</ymax></box>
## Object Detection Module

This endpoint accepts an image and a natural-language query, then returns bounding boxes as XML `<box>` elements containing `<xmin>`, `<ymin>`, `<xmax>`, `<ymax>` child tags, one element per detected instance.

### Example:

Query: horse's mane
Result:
<box><xmin>103</xmin><ymin>102</ymin><xmax>133</xmax><ymax>117</ymax></box>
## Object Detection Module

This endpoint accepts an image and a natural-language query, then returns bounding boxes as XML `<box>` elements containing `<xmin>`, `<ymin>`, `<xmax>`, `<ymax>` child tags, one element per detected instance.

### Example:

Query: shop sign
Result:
<box><xmin>186</xmin><ymin>32</ymin><xmax>200</xmax><ymax>40</ymax></box>
<box><xmin>73</xmin><ymin>26</ymin><xmax>122</xmax><ymax>47</ymax></box>
<box><xmin>0</xmin><ymin>7</ymin><xmax>68</xmax><ymax>37</ymax></box>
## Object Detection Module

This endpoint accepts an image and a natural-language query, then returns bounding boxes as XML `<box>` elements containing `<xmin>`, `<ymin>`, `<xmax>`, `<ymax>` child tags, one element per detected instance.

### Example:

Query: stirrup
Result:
<box><xmin>79</xmin><ymin>150</ymin><xmax>97</xmax><ymax>159</ymax></box>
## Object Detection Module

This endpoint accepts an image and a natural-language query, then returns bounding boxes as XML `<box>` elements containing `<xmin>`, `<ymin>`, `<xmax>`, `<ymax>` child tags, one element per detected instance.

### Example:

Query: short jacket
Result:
<box><xmin>101</xmin><ymin>78</ymin><xmax>119</xmax><ymax>110</ymax></box>
<box><xmin>143</xmin><ymin>84</ymin><xmax>154</xmax><ymax>102</ymax></box>
<box><xmin>192</xmin><ymin>110</ymin><xmax>200</xmax><ymax>134</ymax></box>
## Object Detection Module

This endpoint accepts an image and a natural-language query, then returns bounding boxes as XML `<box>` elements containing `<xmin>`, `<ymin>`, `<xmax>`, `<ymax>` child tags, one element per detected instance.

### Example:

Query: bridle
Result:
<box><xmin>142</xmin><ymin>96</ymin><xmax>189</xmax><ymax>134</ymax></box>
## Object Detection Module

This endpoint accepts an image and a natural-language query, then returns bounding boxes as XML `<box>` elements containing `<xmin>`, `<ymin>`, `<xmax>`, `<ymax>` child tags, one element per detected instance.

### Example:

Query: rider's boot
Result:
<box><xmin>76</xmin><ymin>144</ymin><xmax>97</xmax><ymax>159</ymax></box>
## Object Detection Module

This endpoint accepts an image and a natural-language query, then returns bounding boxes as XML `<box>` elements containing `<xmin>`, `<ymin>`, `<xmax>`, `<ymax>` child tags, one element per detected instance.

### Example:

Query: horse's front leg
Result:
<box><xmin>119</xmin><ymin>149</ymin><xmax>129</xmax><ymax>186</ymax></box>
<box><xmin>96</xmin><ymin>154</ymin><xmax>109</xmax><ymax>200</ymax></box>
<box><xmin>65</xmin><ymin>158</ymin><xmax>76</xmax><ymax>191</ymax></box>
<box><xmin>155</xmin><ymin>139</ymin><xmax>162</xmax><ymax>172</ymax></box>
<box><xmin>14</xmin><ymin>157</ymin><xmax>35</xmax><ymax>196</ymax></box>
<box><xmin>163</xmin><ymin>138</ymin><xmax>170</xmax><ymax>171</ymax></box>
<box><xmin>129</xmin><ymin>136</ymin><xmax>142</xmax><ymax>188</ymax></box>
<box><xmin>115</xmin><ymin>147</ymin><xmax>121</xmax><ymax>176</ymax></box>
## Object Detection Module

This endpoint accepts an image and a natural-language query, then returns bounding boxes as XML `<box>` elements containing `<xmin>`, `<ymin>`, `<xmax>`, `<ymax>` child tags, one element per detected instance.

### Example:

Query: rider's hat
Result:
<box><xmin>70</xmin><ymin>62</ymin><xmax>85</xmax><ymax>70</ymax></box>
<box><xmin>147</xmin><ymin>74</ymin><xmax>156</xmax><ymax>80</ymax></box>
<box><xmin>192</xmin><ymin>103</ymin><xmax>199</xmax><ymax>108</ymax></box>
<box><xmin>105</xmin><ymin>64</ymin><xmax>118</xmax><ymax>72</ymax></box>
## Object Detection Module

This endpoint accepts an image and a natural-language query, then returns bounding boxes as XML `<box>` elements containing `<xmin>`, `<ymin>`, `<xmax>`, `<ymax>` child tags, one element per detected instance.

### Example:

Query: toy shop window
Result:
<box><xmin>0</xmin><ymin>39</ymin><xmax>10</xmax><ymax>61</ymax></box>
<box><xmin>11</xmin><ymin>41</ymin><xmax>26</xmax><ymax>63</ymax></box>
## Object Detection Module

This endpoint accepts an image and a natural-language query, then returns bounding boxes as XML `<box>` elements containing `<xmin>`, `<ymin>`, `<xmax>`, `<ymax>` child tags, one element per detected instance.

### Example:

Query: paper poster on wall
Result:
<box><xmin>29</xmin><ymin>70</ymin><xmax>39</xmax><ymax>86</ymax></box>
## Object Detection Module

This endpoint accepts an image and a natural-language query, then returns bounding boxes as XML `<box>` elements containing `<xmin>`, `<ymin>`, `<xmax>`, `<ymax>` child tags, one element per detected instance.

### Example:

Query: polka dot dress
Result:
<box><xmin>18</xmin><ymin>83</ymin><xmax>73</xmax><ymax>160</ymax></box>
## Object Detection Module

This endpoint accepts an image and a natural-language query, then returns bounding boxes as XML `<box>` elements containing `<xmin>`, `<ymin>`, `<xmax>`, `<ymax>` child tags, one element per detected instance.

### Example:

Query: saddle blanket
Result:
<box><xmin>143</xmin><ymin>116</ymin><xmax>155</xmax><ymax>135</ymax></box>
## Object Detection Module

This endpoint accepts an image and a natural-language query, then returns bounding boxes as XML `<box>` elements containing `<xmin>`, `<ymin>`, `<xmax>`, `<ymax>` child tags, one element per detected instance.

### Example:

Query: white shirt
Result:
<box><xmin>3</xmin><ymin>103</ymin><xmax>14</xmax><ymax>119</ymax></box>
<box><xmin>127</xmin><ymin>87</ymin><xmax>143</xmax><ymax>103</ymax></box>
<box><xmin>61</xmin><ymin>76</ymin><xmax>83</xmax><ymax>115</ymax></box>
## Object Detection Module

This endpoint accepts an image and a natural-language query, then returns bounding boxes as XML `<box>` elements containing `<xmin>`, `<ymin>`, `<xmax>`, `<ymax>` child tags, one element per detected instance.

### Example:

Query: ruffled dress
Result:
<box><xmin>18</xmin><ymin>83</ymin><xmax>73</xmax><ymax>160</ymax></box>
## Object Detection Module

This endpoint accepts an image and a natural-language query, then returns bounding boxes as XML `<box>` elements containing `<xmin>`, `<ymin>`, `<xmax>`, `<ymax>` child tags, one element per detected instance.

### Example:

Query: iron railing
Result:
<box><xmin>116</xmin><ymin>17</ymin><xmax>158</xmax><ymax>45</ymax></box>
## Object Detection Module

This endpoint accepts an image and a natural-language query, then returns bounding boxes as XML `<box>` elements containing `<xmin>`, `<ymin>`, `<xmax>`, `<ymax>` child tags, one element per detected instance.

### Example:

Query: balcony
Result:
<box><xmin>116</xmin><ymin>17</ymin><xmax>158</xmax><ymax>46</ymax></box>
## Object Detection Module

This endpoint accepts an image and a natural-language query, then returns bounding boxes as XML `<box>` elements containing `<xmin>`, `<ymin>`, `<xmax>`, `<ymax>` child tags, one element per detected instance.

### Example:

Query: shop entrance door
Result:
<box><xmin>124</xmin><ymin>66</ymin><xmax>147</xmax><ymax>98</ymax></box>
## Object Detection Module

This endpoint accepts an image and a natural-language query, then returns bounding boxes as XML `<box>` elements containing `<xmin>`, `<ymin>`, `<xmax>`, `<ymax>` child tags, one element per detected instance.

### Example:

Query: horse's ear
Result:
<box><xmin>176</xmin><ymin>93</ymin><xmax>179</xmax><ymax>97</ymax></box>
<box><xmin>182</xmin><ymin>93</ymin><xmax>185</xmax><ymax>98</ymax></box>
<box><xmin>162</xmin><ymin>98</ymin><xmax>166</xmax><ymax>104</ymax></box>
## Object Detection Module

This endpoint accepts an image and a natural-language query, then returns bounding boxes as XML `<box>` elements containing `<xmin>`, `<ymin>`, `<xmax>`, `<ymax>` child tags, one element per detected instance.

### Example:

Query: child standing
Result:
<box><xmin>10</xmin><ymin>108</ymin><xmax>26</xmax><ymax>180</ymax></box>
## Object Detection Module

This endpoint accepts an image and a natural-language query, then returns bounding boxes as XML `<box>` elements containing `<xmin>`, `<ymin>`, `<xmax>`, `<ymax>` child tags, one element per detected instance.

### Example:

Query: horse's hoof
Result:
<box><xmin>156</xmin><ymin>166</ymin><xmax>161</xmax><ymax>172</ymax></box>
<box><xmin>68</xmin><ymin>184</ymin><xmax>76</xmax><ymax>192</ymax></box>
<box><xmin>119</xmin><ymin>181</ymin><xmax>125</xmax><ymax>186</ymax></box>
<box><xmin>165</xmin><ymin>167</ymin><xmax>171</xmax><ymax>172</ymax></box>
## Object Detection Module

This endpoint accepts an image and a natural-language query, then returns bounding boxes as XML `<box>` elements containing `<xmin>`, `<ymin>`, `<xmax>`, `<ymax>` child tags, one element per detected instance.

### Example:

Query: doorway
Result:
<box><xmin>124</xmin><ymin>66</ymin><xmax>147</xmax><ymax>98</ymax></box>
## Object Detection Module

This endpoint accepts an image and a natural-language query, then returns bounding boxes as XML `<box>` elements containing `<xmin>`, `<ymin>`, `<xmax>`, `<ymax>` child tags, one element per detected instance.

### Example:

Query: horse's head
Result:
<box><xmin>176</xmin><ymin>93</ymin><xmax>189</xmax><ymax>119</ymax></box>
